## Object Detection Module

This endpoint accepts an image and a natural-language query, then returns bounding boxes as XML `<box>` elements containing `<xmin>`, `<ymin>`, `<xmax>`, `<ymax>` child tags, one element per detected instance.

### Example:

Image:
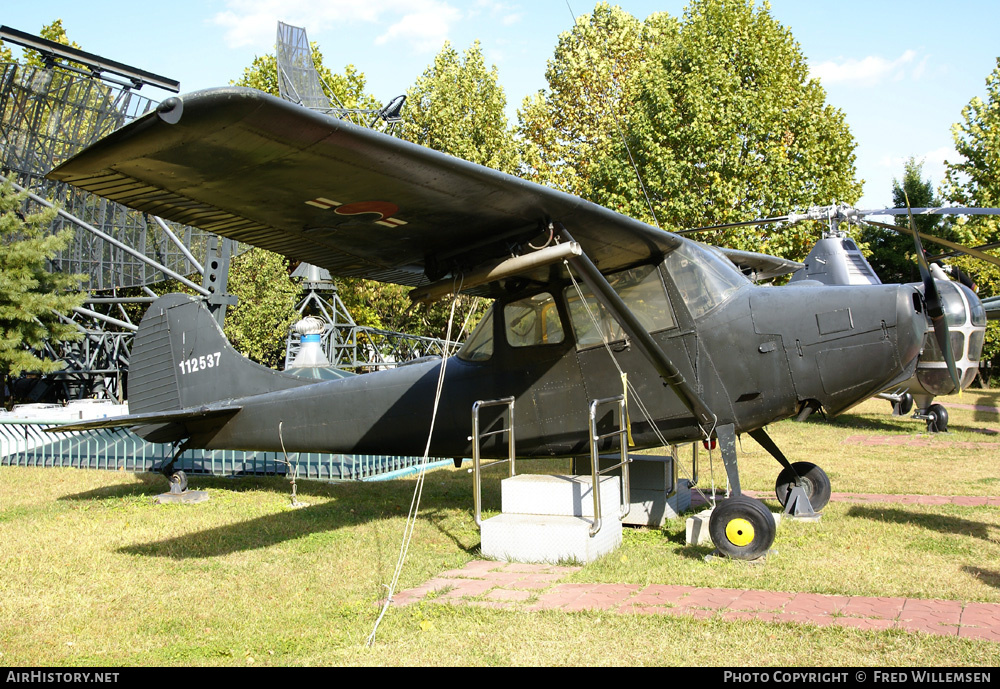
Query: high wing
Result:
<box><xmin>49</xmin><ymin>87</ymin><xmax>682</xmax><ymax>288</ymax></box>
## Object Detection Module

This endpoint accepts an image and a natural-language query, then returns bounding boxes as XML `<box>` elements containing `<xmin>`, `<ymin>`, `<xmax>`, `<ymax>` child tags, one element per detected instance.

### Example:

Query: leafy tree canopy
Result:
<box><xmin>860</xmin><ymin>157</ymin><xmax>951</xmax><ymax>285</ymax></box>
<box><xmin>942</xmin><ymin>56</ymin><xmax>1000</xmax><ymax>243</ymax></box>
<box><xmin>224</xmin><ymin>248</ymin><xmax>300</xmax><ymax>368</ymax></box>
<box><xmin>939</xmin><ymin>58</ymin><xmax>1000</xmax><ymax>380</ymax></box>
<box><xmin>575</xmin><ymin>0</ymin><xmax>861</xmax><ymax>260</ymax></box>
<box><xmin>401</xmin><ymin>40</ymin><xmax>520</xmax><ymax>175</ymax></box>
<box><xmin>518</xmin><ymin>3</ymin><xmax>673</xmax><ymax>195</ymax></box>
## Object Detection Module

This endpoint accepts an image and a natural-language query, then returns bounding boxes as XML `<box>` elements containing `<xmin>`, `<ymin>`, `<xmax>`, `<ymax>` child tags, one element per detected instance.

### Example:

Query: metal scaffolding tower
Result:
<box><xmin>0</xmin><ymin>26</ymin><xmax>227</xmax><ymax>402</ymax></box>
<box><xmin>1</xmin><ymin>23</ymin><xmax>444</xmax><ymax>404</ymax></box>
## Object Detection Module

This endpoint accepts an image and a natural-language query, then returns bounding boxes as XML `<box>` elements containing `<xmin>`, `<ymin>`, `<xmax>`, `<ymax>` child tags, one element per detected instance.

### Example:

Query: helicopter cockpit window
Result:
<box><xmin>504</xmin><ymin>292</ymin><xmax>564</xmax><ymax>347</ymax></box>
<box><xmin>663</xmin><ymin>242</ymin><xmax>747</xmax><ymax>320</ymax></box>
<box><xmin>457</xmin><ymin>307</ymin><xmax>494</xmax><ymax>362</ymax></box>
<box><xmin>564</xmin><ymin>264</ymin><xmax>675</xmax><ymax>349</ymax></box>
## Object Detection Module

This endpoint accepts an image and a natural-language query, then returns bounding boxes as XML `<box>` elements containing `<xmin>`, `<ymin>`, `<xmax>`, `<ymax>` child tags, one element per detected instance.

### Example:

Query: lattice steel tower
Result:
<box><xmin>0</xmin><ymin>26</ymin><xmax>230</xmax><ymax>402</ymax></box>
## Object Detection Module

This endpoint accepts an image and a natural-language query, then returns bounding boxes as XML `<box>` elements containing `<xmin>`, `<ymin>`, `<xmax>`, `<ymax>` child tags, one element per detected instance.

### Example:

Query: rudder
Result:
<box><xmin>129</xmin><ymin>294</ymin><xmax>316</xmax><ymax>414</ymax></box>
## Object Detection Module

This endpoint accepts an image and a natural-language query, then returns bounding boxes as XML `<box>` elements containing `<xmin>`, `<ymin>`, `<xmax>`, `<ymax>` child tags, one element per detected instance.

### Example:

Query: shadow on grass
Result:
<box><xmin>963</xmin><ymin>565</ymin><xmax>1000</xmax><ymax>590</ymax></box>
<box><xmin>823</xmin><ymin>413</ymin><xmax>1000</xmax><ymax>436</ymax></box>
<box><xmin>846</xmin><ymin>504</ymin><xmax>998</xmax><ymax>541</ymax></box>
<box><xmin>107</xmin><ymin>473</ymin><xmax>487</xmax><ymax>559</ymax></box>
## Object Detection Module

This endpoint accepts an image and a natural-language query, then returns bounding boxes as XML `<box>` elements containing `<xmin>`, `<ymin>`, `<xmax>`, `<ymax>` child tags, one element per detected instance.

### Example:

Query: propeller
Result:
<box><xmin>903</xmin><ymin>199</ymin><xmax>962</xmax><ymax>392</ymax></box>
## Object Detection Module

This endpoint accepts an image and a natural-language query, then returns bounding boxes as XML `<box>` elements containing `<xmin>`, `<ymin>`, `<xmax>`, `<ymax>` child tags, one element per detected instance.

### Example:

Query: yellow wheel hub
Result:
<box><xmin>725</xmin><ymin>518</ymin><xmax>755</xmax><ymax>547</ymax></box>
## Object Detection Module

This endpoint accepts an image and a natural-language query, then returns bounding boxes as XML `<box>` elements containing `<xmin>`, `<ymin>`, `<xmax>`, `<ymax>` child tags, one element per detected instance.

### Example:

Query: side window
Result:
<box><xmin>504</xmin><ymin>292</ymin><xmax>564</xmax><ymax>347</ymax></box>
<box><xmin>564</xmin><ymin>264</ymin><xmax>675</xmax><ymax>349</ymax></box>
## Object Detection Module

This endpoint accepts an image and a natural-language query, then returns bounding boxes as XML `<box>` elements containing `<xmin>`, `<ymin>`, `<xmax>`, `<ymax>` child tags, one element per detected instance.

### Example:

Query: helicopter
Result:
<box><xmin>680</xmin><ymin>204</ymin><xmax>1000</xmax><ymax>433</ymax></box>
<box><xmin>46</xmin><ymin>87</ymin><xmax>944</xmax><ymax>561</ymax></box>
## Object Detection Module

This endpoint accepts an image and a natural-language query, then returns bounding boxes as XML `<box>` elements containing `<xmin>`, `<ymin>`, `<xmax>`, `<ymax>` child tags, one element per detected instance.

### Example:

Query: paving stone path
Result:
<box><xmin>393</xmin><ymin>490</ymin><xmax>1000</xmax><ymax>642</ymax></box>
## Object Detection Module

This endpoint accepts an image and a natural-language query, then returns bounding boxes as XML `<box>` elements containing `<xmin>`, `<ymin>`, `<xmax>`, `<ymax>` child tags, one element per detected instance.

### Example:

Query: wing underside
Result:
<box><xmin>49</xmin><ymin>87</ymin><xmax>681</xmax><ymax>288</ymax></box>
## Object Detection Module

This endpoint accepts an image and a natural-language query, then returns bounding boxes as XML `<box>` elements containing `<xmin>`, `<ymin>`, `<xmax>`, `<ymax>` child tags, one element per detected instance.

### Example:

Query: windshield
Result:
<box><xmin>457</xmin><ymin>307</ymin><xmax>494</xmax><ymax>362</ymax></box>
<box><xmin>662</xmin><ymin>241</ymin><xmax>748</xmax><ymax>319</ymax></box>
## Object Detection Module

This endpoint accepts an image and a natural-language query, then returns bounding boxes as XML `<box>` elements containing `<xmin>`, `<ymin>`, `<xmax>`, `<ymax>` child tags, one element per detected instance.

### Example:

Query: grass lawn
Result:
<box><xmin>1</xmin><ymin>391</ymin><xmax>999</xmax><ymax>666</ymax></box>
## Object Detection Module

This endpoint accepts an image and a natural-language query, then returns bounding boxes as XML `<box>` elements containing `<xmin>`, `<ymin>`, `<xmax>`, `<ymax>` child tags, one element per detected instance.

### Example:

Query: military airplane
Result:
<box><xmin>681</xmin><ymin>205</ymin><xmax>1000</xmax><ymax>432</ymax></box>
<box><xmin>47</xmin><ymin>87</ymin><xmax>938</xmax><ymax>560</ymax></box>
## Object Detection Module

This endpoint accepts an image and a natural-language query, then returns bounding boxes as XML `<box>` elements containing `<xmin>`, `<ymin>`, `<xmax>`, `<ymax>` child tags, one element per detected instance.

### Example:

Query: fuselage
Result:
<box><xmin>193</xmin><ymin>241</ymin><xmax>928</xmax><ymax>459</ymax></box>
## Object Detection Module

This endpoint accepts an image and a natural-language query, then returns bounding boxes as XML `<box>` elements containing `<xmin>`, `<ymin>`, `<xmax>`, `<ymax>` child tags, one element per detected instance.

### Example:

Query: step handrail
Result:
<box><xmin>588</xmin><ymin>395</ymin><xmax>631</xmax><ymax>536</ymax></box>
<box><xmin>471</xmin><ymin>396</ymin><xmax>516</xmax><ymax>527</ymax></box>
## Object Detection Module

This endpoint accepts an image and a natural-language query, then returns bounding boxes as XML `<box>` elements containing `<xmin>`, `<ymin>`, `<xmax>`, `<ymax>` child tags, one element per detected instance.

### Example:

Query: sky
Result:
<box><xmin>3</xmin><ymin>0</ymin><xmax>998</xmax><ymax>212</ymax></box>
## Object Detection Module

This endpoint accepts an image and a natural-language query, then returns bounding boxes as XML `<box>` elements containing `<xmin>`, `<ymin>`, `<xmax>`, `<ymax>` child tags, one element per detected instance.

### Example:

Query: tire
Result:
<box><xmin>169</xmin><ymin>470</ymin><xmax>188</xmax><ymax>493</ymax></box>
<box><xmin>774</xmin><ymin>462</ymin><xmax>831</xmax><ymax>512</ymax></box>
<box><xmin>892</xmin><ymin>393</ymin><xmax>914</xmax><ymax>416</ymax></box>
<box><xmin>708</xmin><ymin>495</ymin><xmax>776</xmax><ymax>561</ymax></box>
<box><xmin>926</xmin><ymin>404</ymin><xmax>949</xmax><ymax>433</ymax></box>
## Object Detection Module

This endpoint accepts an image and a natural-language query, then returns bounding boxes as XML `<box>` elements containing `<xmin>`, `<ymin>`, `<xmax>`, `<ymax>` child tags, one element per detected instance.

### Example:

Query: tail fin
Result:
<box><xmin>129</xmin><ymin>293</ymin><xmax>316</xmax><ymax>414</ymax></box>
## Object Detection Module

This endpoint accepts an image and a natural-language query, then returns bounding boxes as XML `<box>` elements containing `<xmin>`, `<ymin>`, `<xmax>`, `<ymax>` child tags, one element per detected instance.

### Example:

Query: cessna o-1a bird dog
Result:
<box><xmin>50</xmin><ymin>87</ymin><xmax>956</xmax><ymax>560</ymax></box>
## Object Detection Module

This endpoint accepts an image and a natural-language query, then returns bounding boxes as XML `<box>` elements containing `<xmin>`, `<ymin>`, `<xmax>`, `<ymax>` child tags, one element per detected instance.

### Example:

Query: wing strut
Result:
<box><xmin>557</xmin><ymin>226</ymin><xmax>718</xmax><ymax>437</ymax></box>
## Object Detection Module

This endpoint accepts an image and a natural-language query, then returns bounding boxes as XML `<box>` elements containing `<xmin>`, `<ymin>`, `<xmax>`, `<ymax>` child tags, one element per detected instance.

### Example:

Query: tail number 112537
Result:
<box><xmin>179</xmin><ymin>352</ymin><xmax>222</xmax><ymax>375</ymax></box>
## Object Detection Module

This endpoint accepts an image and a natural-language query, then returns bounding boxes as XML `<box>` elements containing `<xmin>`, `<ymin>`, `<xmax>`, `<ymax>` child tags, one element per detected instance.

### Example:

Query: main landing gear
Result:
<box><xmin>702</xmin><ymin>426</ymin><xmax>829</xmax><ymax>561</ymax></box>
<box><xmin>708</xmin><ymin>495</ymin><xmax>776</xmax><ymax>561</ymax></box>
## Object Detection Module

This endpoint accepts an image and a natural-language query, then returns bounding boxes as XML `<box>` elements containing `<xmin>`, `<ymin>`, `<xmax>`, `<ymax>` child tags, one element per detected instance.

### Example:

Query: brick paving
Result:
<box><xmin>391</xmin><ymin>559</ymin><xmax>1000</xmax><ymax>641</ymax></box>
<box><xmin>392</xmin><ymin>486</ymin><xmax>1000</xmax><ymax>641</ymax></box>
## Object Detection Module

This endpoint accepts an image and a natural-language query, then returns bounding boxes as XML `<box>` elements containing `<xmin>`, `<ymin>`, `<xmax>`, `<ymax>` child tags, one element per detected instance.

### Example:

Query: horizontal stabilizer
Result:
<box><xmin>44</xmin><ymin>405</ymin><xmax>243</xmax><ymax>433</ymax></box>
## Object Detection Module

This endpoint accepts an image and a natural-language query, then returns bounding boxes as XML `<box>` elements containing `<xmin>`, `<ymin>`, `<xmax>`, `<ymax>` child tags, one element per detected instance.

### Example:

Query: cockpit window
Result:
<box><xmin>504</xmin><ymin>292</ymin><xmax>564</xmax><ymax>347</ymax></box>
<box><xmin>564</xmin><ymin>264</ymin><xmax>675</xmax><ymax>349</ymax></box>
<box><xmin>457</xmin><ymin>308</ymin><xmax>494</xmax><ymax>362</ymax></box>
<box><xmin>663</xmin><ymin>242</ymin><xmax>747</xmax><ymax>319</ymax></box>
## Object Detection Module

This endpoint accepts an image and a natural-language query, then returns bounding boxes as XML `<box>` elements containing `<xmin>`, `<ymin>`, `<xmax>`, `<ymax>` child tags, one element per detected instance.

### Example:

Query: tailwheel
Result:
<box><xmin>926</xmin><ymin>404</ymin><xmax>949</xmax><ymax>433</ymax></box>
<box><xmin>168</xmin><ymin>470</ymin><xmax>188</xmax><ymax>494</ymax></box>
<box><xmin>775</xmin><ymin>462</ymin><xmax>831</xmax><ymax>512</ymax></box>
<box><xmin>708</xmin><ymin>495</ymin><xmax>776</xmax><ymax>561</ymax></box>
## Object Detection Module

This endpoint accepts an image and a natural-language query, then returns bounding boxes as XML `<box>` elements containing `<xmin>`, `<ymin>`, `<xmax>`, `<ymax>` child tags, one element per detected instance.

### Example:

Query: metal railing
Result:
<box><xmin>470</xmin><ymin>397</ymin><xmax>515</xmax><ymax>527</ymax></box>
<box><xmin>0</xmin><ymin>419</ymin><xmax>437</xmax><ymax>481</ymax></box>
<box><xmin>587</xmin><ymin>395</ymin><xmax>632</xmax><ymax>536</ymax></box>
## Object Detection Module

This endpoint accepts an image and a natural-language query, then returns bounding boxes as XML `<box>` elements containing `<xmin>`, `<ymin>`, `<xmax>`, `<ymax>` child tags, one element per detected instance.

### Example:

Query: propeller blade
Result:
<box><xmin>903</xmin><ymin>202</ymin><xmax>961</xmax><ymax>392</ymax></box>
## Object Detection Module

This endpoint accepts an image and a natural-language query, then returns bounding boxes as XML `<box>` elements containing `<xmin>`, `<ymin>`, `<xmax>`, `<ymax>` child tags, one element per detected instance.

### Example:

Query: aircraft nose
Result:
<box><xmin>896</xmin><ymin>284</ymin><xmax>928</xmax><ymax>370</ymax></box>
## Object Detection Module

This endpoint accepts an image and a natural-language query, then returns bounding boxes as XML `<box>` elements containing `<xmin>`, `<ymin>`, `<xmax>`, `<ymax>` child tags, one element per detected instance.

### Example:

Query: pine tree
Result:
<box><xmin>0</xmin><ymin>178</ymin><xmax>86</xmax><ymax>406</ymax></box>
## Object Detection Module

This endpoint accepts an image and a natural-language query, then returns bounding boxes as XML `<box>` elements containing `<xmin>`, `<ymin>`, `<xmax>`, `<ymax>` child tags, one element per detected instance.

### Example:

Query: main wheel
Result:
<box><xmin>708</xmin><ymin>495</ymin><xmax>776</xmax><ymax>561</ymax></box>
<box><xmin>926</xmin><ymin>404</ymin><xmax>949</xmax><ymax>433</ymax></box>
<box><xmin>892</xmin><ymin>393</ymin><xmax>914</xmax><ymax>416</ymax></box>
<box><xmin>774</xmin><ymin>462</ymin><xmax>831</xmax><ymax>512</ymax></box>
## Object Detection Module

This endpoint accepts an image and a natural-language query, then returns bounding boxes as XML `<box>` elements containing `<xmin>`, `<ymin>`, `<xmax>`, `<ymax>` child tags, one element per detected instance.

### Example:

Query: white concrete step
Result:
<box><xmin>500</xmin><ymin>473</ymin><xmax>622</xmax><ymax>518</ymax></box>
<box><xmin>480</xmin><ymin>512</ymin><xmax>623</xmax><ymax>564</ymax></box>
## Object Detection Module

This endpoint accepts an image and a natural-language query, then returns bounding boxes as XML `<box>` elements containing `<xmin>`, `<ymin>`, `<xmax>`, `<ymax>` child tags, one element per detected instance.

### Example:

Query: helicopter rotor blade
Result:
<box><xmin>861</xmin><ymin>218</ymin><xmax>1000</xmax><ymax>268</ymax></box>
<box><xmin>903</xmin><ymin>203</ymin><xmax>961</xmax><ymax>392</ymax></box>
<box><xmin>675</xmin><ymin>215</ymin><xmax>795</xmax><ymax>235</ymax></box>
<box><xmin>860</xmin><ymin>206</ymin><xmax>1000</xmax><ymax>217</ymax></box>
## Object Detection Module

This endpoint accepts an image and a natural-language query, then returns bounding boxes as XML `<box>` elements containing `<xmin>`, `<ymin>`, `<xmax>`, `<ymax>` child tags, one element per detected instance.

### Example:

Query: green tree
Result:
<box><xmin>942</xmin><ymin>57</ymin><xmax>1000</xmax><ymax>218</ymax></box>
<box><xmin>0</xmin><ymin>178</ymin><xmax>86</xmax><ymax>406</ymax></box>
<box><xmin>861</xmin><ymin>157</ymin><xmax>950</xmax><ymax>284</ymax></box>
<box><xmin>401</xmin><ymin>41</ymin><xmax>520</xmax><ymax>175</ymax></box>
<box><xmin>941</xmin><ymin>58</ymin><xmax>1000</xmax><ymax>380</ymax></box>
<box><xmin>234</xmin><ymin>51</ymin><xmax>380</xmax><ymax>114</ymax></box>
<box><xmin>223</xmin><ymin>248</ymin><xmax>300</xmax><ymax>369</ymax></box>
<box><xmin>584</xmin><ymin>0</ymin><xmax>861</xmax><ymax>260</ymax></box>
<box><xmin>518</xmin><ymin>3</ymin><xmax>675</xmax><ymax>195</ymax></box>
